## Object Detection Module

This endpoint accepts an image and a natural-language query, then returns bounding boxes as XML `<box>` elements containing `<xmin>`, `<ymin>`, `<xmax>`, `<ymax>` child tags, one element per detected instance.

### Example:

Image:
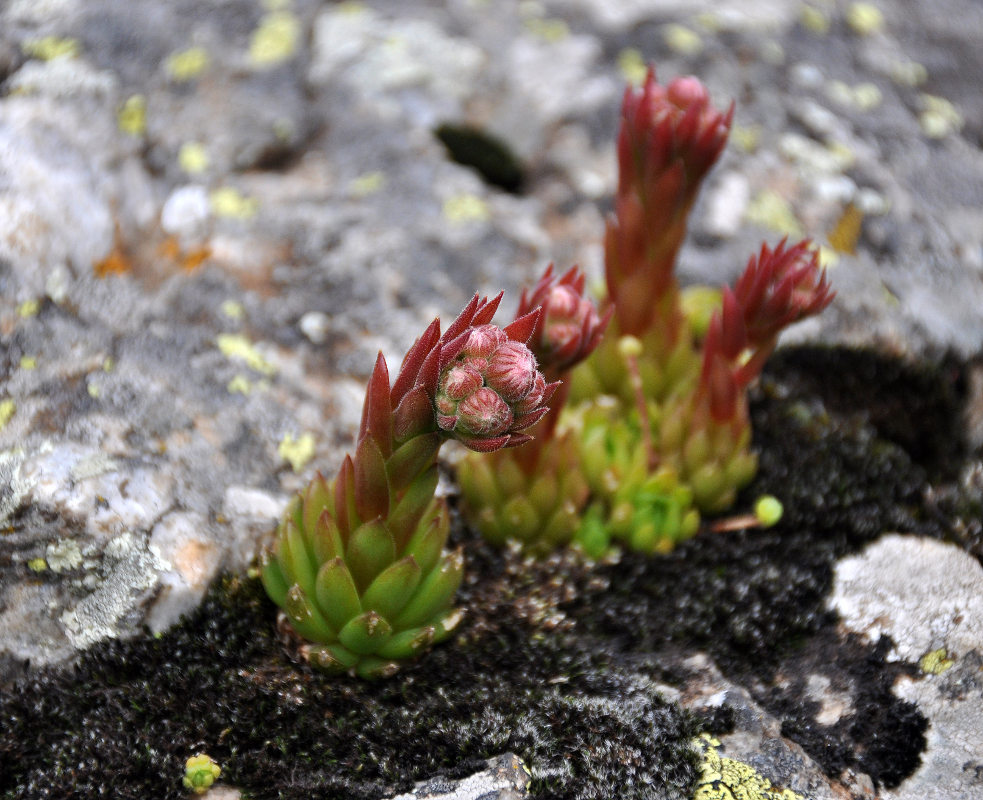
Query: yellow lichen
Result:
<box><xmin>278</xmin><ymin>432</ymin><xmax>316</xmax><ymax>473</ymax></box>
<box><xmin>745</xmin><ymin>190</ymin><xmax>803</xmax><ymax>237</ymax></box>
<box><xmin>730</xmin><ymin>125</ymin><xmax>762</xmax><ymax>154</ymax></box>
<box><xmin>217</xmin><ymin>334</ymin><xmax>276</xmax><ymax>376</ymax></box>
<box><xmin>19</xmin><ymin>356</ymin><xmax>37</xmax><ymax>370</ymax></box>
<box><xmin>522</xmin><ymin>17</ymin><xmax>569</xmax><ymax>42</ymax></box>
<box><xmin>179</xmin><ymin>142</ymin><xmax>210</xmax><ymax>175</ymax></box>
<box><xmin>443</xmin><ymin>194</ymin><xmax>490</xmax><ymax>223</ymax></box>
<box><xmin>249</xmin><ymin>11</ymin><xmax>301</xmax><ymax>67</ymax></box>
<box><xmin>117</xmin><ymin>94</ymin><xmax>147</xmax><ymax>136</ymax></box>
<box><xmin>165</xmin><ymin>46</ymin><xmax>210</xmax><ymax>81</ymax></box>
<box><xmin>210</xmin><ymin>187</ymin><xmax>258</xmax><ymax>219</ymax></box>
<box><xmin>846</xmin><ymin>2</ymin><xmax>885</xmax><ymax>35</ymax></box>
<box><xmin>227</xmin><ymin>374</ymin><xmax>253</xmax><ymax>395</ymax></box>
<box><xmin>0</xmin><ymin>399</ymin><xmax>16</xmax><ymax>430</ymax></box>
<box><xmin>22</xmin><ymin>36</ymin><xmax>80</xmax><ymax>61</ymax></box>
<box><xmin>28</xmin><ymin>557</ymin><xmax>48</xmax><ymax>572</ymax></box>
<box><xmin>221</xmin><ymin>300</ymin><xmax>245</xmax><ymax>320</ymax></box>
<box><xmin>617</xmin><ymin>48</ymin><xmax>648</xmax><ymax>86</ymax></box>
<box><xmin>890</xmin><ymin>60</ymin><xmax>927</xmax><ymax>88</ymax></box>
<box><xmin>919</xmin><ymin>94</ymin><xmax>963</xmax><ymax>139</ymax></box>
<box><xmin>17</xmin><ymin>299</ymin><xmax>40</xmax><ymax>318</ymax></box>
<box><xmin>800</xmin><ymin>5</ymin><xmax>830</xmax><ymax>34</ymax></box>
<box><xmin>694</xmin><ymin>734</ymin><xmax>804</xmax><ymax>800</ymax></box>
<box><xmin>349</xmin><ymin>171</ymin><xmax>386</xmax><ymax>198</ymax></box>
<box><xmin>919</xmin><ymin>648</ymin><xmax>955</xmax><ymax>675</ymax></box>
<box><xmin>662</xmin><ymin>24</ymin><xmax>703</xmax><ymax>56</ymax></box>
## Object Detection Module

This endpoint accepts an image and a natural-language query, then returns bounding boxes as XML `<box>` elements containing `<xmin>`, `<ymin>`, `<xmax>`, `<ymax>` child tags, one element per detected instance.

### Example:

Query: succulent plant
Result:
<box><xmin>457</xmin><ymin>428</ymin><xmax>589</xmax><ymax>556</ymax></box>
<box><xmin>457</xmin><ymin>265</ymin><xmax>609</xmax><ymax>555</ymax></box>
<box><xmin>572</xmin><ymin>401</ymin><xmax>700</xmax><ymax>557</ymax></box>
<box><xmin>183</xmin><ymin>754</ymin><xmax>221</xmax><ymax>795</ymax></box>
<box><xmin>261</xmin><ymin>294</ymin><xmax>554</xmax><ymax>678</ymax></box>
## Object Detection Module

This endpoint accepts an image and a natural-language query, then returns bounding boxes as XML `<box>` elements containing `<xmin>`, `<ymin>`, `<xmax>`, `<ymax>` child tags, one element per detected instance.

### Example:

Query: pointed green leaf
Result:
<box><xmin>306</xmin><ymin>643</ymin><xmax>358</xmax><ymax>673</ymax></box>
<box><xmin>259</xmin><ymin>549</ymin><xmax>289</xmax><ymax>608</ymax></box>
<box><xmin>354</xmin><ymin>435</ymin><xmax>390</xmax><ymax>523</ymax></box>
<box><xmin>455</xmin><ymin>454</ymin><xmax>499</xmax><ymax>508</ymax></box>
<box><xmin>375</xmin><ymin>626</ymin><xmax>435</xmax><ymax>660</ymax></box>
<box><xmin>386</xmin><ymin>465</ymin><xmax>439</xmax><ymax>552</ymax></box>
<box><xmin>361</xmin><ymin>556</ymin><xmax>422</xmax><ymax>620</ymax></box>
<box><xmin>355</xmin><ymin>656</ymin><xmax>401</xmax><ymax>680</ymax></box>
<box><xmin>393</xmin><ymin>548</ymin><xmax>464</xmax><ymax>629</ymax></box>
<box><xmin>338</xmin><ymin>610</ymin><xmax>393</xmax><ymax>655</ymax></box>
<box><xmin>431</xmin><ymin>607</ymin><xmax>465</xmax><ymax>644</ymax></box>
<box><xmin>346</xmin><ymin>519</ymin><xmax>396</xmax><ymax>591</ymax></box>
<box><xmin>334</xmin><ymin>455</ymin><xmax>359</xmax><ymax>538</ymax></box>
<box><xmin>302</xmin><ymin>473</ymin><xmax>333</xmax><ymax>539</ymax></box>
<box><xmin>312</xmin><ymin>510</ymin><xmax>345</xmax><ymax>564</ymax></box>
<box><xmin>282</xmin><ymin>519</ymin><xmax>317</xmax><ymax>598</ymax></box>
<box><xmin>284</xmin><ymin>494</ymin><xmax>303</xmax><ymax>531</ymax></box>
<box><xmin>403</xmin><ymin>507</ymin><xmax>449</xmax><ymax>575</ymax></box>
<box><xmin>284</xmin><ymin>584</ymin><xmax>336</xmax><ymax>643</ymax></box>
<box><xmin>386</xmin><ymin>433</ymin><xmax>441</xmax><ymax>491</ymax></box>
<box><xmin>314</xmin><ymin>557</ymin><xmax>363</xmax><ymax>631</ymax></box>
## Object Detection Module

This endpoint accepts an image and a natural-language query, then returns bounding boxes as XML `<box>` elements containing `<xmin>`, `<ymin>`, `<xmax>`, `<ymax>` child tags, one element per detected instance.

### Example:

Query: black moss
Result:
<box><xmin>0</xmin><ymin>546</ymin><xmax>700</xmax><ymax>800</ymax></box>
<box><xmin>763</xmin><ymin>346</ymin><xmax>966</xmax><ymax>480</ymax></box>
<box><xmin>0</xmin><ymin>346</ymin><xmax>972</xmax><ymax>798</ymax></box>
<box><xmin>766</xmin><ymin>631</ymin><xmax>928</xmax><ymax>788</ymax></box>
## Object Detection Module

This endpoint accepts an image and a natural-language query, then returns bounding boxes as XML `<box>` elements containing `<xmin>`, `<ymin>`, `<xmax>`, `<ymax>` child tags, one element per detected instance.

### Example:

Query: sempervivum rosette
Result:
<box><xmin>261</xmin><ymin>294</ymin><xmax>554</xmax><ymax>678</ymax></box>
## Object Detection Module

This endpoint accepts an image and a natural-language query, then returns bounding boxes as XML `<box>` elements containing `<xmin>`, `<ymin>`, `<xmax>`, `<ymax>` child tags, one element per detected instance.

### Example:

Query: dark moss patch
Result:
<box><xmin>764</xmin><ymin>346</ymin><xmax>967</xmax><ymax>480</ymax></box>
<box><xmin>0</xmin><ymin>545</ymin><xmax>700</xmax><ymax>800</ymax></box>
<box><xmin>766</xmin><ymin>631</ymin><xmax>927</xmax><ymax>788</ymax></box>
<box><xmin>435</xmin><ymin>123</ymin><xmax>526</xmax><ymax>193</ymax></box>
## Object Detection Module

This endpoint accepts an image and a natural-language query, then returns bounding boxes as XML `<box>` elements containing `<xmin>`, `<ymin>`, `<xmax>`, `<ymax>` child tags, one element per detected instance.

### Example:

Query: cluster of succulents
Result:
<box><xmin>261</xmin><ymin>66</ymin><xmax>834</xmax><ymax>677</ymax></box>
<box><xmin>457</xmin><ymin>69</ymin><xmax>833</xmax><ymax>557</ymax></box>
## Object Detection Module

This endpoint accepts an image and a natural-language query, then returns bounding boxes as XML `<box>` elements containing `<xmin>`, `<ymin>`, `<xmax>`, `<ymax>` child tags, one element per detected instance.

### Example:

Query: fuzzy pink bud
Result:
<box><xmin>516</xmin><ymin>264</ymin><xmax>610</xmax><ymax>375</ymax></box>
<box><xmin>455</xmin><ymin>388</ymin><xmax>513</xmax><ymax>436</ymax></box>
<box><xmin>463</xmin><ymin>325</ymin><xmax>507</xmax><ymax>358</ymax></box>
<box><xmin>485</xmin><ymin>341</ymin><xmax>538</xmax><ymax>402</ymax></box>
<box><xmin>433</xmin><ymin>322</ymin><xmax>552</xmax><ymax>451</ymax></box>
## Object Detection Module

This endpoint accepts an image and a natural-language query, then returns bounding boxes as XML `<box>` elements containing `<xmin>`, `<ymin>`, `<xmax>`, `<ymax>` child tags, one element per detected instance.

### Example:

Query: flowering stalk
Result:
<box><xmin>261</xmin><ymin>294</ymin><xmax>553</xmax><ymax>678</ymax></box>
<box><xmin>659</xmin><ymin>239</ymin><xmax>835</xmax><ymax>511</ymax></box>
<box><xmin>605</xmin><ymin>68</ymin><xmax>732</xmax><ymax>341</ymax></box>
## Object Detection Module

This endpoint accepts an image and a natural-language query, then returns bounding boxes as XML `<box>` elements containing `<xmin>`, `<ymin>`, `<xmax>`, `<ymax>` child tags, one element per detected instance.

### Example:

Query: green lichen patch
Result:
<box><xmin>694</xmin><ymin>734</ymin><xmax>803</xmax><ymax>800</ymax></box>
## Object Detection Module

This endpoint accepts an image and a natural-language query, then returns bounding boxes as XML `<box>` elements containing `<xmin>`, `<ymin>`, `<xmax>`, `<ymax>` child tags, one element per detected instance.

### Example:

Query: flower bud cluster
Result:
<box><xmin>435</xmin><ymin>324</ymin><xmax>555</xmax><ymax>452</ymax></box>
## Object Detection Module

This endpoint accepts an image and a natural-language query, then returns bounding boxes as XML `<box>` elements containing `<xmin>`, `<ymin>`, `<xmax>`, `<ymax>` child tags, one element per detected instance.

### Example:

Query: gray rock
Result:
<box><xmin>831</xmin><ymin>535</ymin><xmax>983</xmax><ymax>800</ymax></box>
<box><xmin>386</xmin><ymin>754</ymin><xmax>530</xmax><ymax>800</ymax></box>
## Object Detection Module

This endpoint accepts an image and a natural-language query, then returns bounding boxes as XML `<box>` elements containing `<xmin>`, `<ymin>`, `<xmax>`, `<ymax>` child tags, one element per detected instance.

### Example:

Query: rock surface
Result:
<box><xmin>1</xmin><ymin>0</ymin><xmax>982</xmax><ymax>799</ymax></box>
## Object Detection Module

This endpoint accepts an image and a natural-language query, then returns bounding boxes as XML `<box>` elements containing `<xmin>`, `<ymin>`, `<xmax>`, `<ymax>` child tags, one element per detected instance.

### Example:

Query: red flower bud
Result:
<box><xmin>517</xmin><ymin>264</ymin><xmax>611</xmax><ymax>375</ymax></box>
<box><xmin>433</xmin><ymin>321</ymin><xmax>553</xmax><ymax>452</ymax></box>
<box><xmin>734</xmin><ymin>238</ymin><xmax>835</xmax><ymax>348</ymax></box>
<box><xmin>485</xmin><ymin>340</ymin><xmax>537</xmax><ymax>402</ymax></box>
<box><xmin>455</xmin><ymin>387</ymin><xmax>514</xmax><ymax>436</ymax></box>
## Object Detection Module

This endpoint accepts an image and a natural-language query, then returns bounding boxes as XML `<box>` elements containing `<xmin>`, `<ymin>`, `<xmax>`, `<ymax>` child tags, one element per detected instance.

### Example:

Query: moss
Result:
<box><xmin>0</xmin><ymin>555</ymin><xmax>700</xmax><ymax>800</ymax></box>
<box><xmin>768</xmin><ymin>633</ymin><xmax>928</xmax><ymax>789</ymax></box>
